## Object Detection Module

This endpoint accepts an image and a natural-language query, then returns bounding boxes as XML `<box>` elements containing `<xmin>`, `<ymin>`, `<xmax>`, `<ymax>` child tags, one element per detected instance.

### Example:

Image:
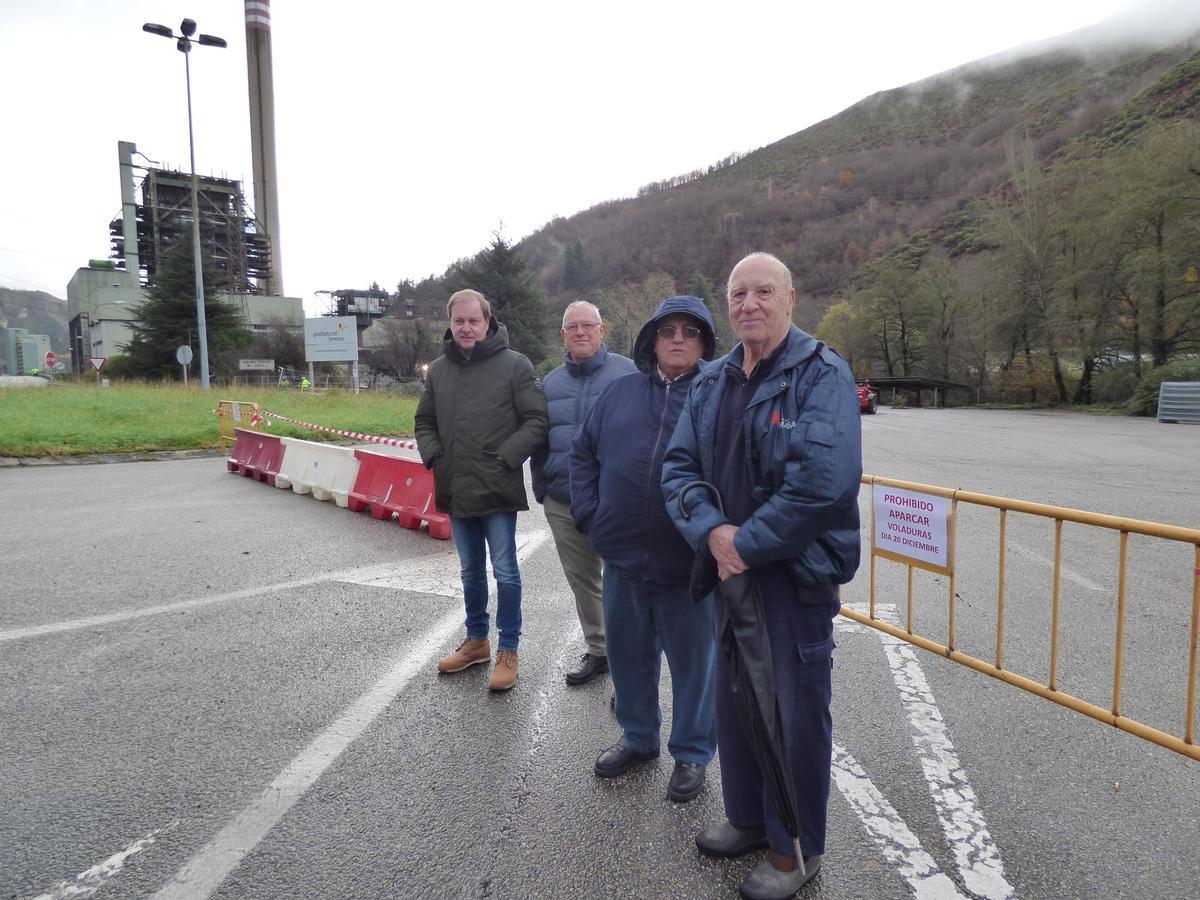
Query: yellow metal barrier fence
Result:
<box><xmin>214</xmin><ymin>400</ymin><xmax>262</xmax><ymax>452</ymax></box>
<box><xmin>848</xmin><ymin>474</ymin><xmax>1200</xmax><ymax>762</ymax></box>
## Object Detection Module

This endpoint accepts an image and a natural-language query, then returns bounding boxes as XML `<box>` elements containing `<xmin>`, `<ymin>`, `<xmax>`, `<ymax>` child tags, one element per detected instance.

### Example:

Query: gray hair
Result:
<box><xmin>561</xmin><ymin>299</ymin><xmax>603</xmax><ymax>329</ymax></box>
<box><xmin>726</xmin><ymin>252</ymin><xmax>794</xmax><ymax>299</ymax></box>
<box><xmin>446</xmin><ymin>289</ymin><xmax>491</xmax><ymax>319</ymax></box>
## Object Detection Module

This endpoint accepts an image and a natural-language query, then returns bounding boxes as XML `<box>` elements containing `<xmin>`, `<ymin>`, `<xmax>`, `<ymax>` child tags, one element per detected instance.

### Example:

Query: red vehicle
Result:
<box><xmin>856</xmin><ymin>380</ymin><xmax>878</xmax><ymax>414</ymax></box>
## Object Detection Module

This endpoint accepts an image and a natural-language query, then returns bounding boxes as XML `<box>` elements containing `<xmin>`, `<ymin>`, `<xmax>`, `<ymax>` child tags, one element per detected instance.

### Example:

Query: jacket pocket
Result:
<box><xmin>799</xmin><ymin>419</ymin><xmax>836</xmax><ymax>485</ymax></box>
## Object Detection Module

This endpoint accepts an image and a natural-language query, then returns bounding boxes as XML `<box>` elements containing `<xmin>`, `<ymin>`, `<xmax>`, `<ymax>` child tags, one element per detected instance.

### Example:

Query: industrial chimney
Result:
<box><xmin>244</xmin><ymin>0</ymin><xmax>283</xmax><ymax>295</ymax></box>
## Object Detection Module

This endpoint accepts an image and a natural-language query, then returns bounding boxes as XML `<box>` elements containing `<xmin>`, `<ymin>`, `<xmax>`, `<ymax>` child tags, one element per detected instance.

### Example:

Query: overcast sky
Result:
<box><xmin>0</xmin><ymin>0</ymin><xmax>1165</xmax><ymax>315</ymax></box>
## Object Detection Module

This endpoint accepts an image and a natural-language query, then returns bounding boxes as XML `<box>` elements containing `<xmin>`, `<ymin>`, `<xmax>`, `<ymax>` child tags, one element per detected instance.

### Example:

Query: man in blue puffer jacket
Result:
<box><xmin>662</xmin><ymin>253</ymin><xmax>862</xmax><ymax>900</ymax></box>
<box><xmin>531</xmin><ymin>300</ymin><xmax>636</xmax><ymax>685</ymax></box>
<box><xmin>570</xmin><ymin>294</ymin><xmax>718</xmax><ymax>804</ymax></box>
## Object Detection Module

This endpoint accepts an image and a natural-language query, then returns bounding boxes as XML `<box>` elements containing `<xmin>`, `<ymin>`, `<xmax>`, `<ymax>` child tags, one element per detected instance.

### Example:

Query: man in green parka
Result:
<box><xmin>415</xmin><ymin>289</ymin><xmax>549</xmax><ymax>691</ymax></box>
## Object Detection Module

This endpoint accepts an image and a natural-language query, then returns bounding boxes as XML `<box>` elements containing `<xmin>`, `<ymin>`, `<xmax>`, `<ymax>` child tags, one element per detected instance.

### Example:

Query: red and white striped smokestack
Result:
<box><xmin>245</xmin><ymin>0</ymin><xmax>283</xmax><ymax>295</ymax></box>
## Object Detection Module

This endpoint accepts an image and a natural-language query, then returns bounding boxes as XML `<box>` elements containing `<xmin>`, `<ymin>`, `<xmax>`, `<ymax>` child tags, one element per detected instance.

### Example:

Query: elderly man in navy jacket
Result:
<box><xmin>531</xmin><ymin>301</ymin><xmax>636</xmax><ymax>685</ymax></box>
<box><xmin>663</xmin><ymin>253</ymin><xmax>862</xmax><ymax>900</ymax></box>
<box><xmin>571</xmin><ymin>295</ymin><xmax>718</xmax><ymax>803</ymax></box>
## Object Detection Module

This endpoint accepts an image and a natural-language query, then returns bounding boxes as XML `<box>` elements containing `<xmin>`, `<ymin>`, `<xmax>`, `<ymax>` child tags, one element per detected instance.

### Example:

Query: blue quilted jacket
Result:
<box><xmin>662</xmin><ymin>324</ymin><xmax>862</xmax><ymax>592</ymax></box>
<box><xmin>531</xmin><ymin>343</ymin><xmax>635</xmax><ymax>505</ymax></box>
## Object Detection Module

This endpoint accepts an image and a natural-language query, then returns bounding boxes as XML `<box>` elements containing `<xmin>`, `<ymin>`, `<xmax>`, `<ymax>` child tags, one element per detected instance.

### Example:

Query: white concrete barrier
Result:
<box><xmin>275</xmin><ymin>438</ymin><xmax>359</xmax><ymax>503</ymax></box>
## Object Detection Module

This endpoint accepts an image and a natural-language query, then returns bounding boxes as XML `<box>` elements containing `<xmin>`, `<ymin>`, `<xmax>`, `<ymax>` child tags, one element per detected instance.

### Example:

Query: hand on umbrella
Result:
<box><xmin>707</xmin><ymin>524</ymin><xmax>749</xmax><ymax>581</ymax></box>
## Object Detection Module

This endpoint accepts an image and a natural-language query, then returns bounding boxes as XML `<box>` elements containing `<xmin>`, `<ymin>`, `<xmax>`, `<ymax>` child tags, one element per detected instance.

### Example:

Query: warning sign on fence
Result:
<box><xmin>872</xmin><ymin>483</ymin><xmax>953</xmax><ymax>575</ymax></box>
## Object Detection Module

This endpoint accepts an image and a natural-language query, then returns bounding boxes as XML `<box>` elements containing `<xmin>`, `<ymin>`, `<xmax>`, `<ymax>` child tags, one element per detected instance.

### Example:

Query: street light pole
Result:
<box><xmin>143</xmin><ymin>18</ymin><xmax>226</xmax><ymax>391</ymax></box>
<box><xmin>181</xmin><ymin>40</ymin><xmax>210</xmax><ymax>390</ymax></box>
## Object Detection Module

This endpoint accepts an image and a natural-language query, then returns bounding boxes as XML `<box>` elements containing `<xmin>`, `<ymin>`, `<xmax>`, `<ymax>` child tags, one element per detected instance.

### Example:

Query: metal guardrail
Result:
<box><xmin>1158</xmin><ymin>381</ymin><xmax>1200</xmax><ymax>423</ymax></box>
<box><xmin>847</xmin><ymin>474</ymin><xmax>1200</xmax><ymax>762</ymax></box>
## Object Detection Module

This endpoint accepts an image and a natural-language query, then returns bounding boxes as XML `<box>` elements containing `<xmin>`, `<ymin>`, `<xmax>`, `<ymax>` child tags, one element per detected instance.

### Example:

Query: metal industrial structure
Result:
<box><xmin>316</xmin><ymin>289</ymin><xmax>397</xmax><ymax>328</ymax></box>
<box><xmin>108</xmin><ymin>164</ymin><xmax>273</xmax><ymax>295</ymax></box>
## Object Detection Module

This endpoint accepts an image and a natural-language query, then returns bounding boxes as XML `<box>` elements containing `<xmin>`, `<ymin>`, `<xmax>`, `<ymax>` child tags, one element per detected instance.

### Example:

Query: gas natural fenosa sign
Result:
<box><xmin>304</xmin><ymin>316</ymin><xmax>359</xmax><ymax>362</ymax></box>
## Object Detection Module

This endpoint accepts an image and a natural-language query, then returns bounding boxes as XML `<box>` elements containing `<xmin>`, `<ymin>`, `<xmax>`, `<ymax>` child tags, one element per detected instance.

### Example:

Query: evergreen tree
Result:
<box><xmin>561</xmin><ymin>238</ymin><xmax>589</xmax><ymax>290</ymax></box>
<box><xmin>448</xmin><ymin>235</ymin><xmax>551</xmax><ymax>363</ymax></box>
<box><xmin>124</xmin><ymin>233</ymin><xmax>251</xmax><ymax>379</ymax></box>
<box><xmin>685</xmin><ymin>270</ymin><xmax>731</xmax><ymax>351</ymax></box>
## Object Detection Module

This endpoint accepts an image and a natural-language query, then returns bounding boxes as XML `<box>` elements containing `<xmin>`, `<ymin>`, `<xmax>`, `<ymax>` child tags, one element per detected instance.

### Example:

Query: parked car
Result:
<box><xmin>856</xmin><ymin>380</ymin><xmax>878</xmax><ymax>414</ymax></box>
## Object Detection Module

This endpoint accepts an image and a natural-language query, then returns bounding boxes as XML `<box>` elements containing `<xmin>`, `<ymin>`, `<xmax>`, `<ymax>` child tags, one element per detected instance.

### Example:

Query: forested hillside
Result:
<box><xmin>423</xmin><ymin>13</ymin><xmax>1194</xmax><ymax>405</ymax></box>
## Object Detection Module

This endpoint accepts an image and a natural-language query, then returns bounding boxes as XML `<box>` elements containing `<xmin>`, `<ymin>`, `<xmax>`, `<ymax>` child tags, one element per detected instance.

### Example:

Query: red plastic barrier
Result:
<box><xmin>228</xmin><ymin>428</ymin><xmax>285</xmax><ymax>486</ymax></box>
<box><xmin>348</xmin><ymin>449</ymin><xmax>452</xmax><ymax>540</ymax></box>
<box><xmin>226</xmin><ymin>428</ymin><xmax>260</xmax><ymax>476</ymax></box>
<box><xmin>246</xmin><ymin>431</ymin><xmax>286</xmax><ymax>486</ymax></box>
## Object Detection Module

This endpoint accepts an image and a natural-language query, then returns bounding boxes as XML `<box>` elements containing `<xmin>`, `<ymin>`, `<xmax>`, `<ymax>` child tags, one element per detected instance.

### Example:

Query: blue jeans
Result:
<box><xmin>450</xmin><ymin>512</ymin><xmax>521</xmax><ymax>651</ymax></box>
<box><xmin>603</xmin><ymin>566</ymin><xmax>716</xmax><ymax>765</ymax></box>
<box><xmin>714</xmin><ymin>581</ymin><xmax>838</xmax><ymax>859</ymax></box>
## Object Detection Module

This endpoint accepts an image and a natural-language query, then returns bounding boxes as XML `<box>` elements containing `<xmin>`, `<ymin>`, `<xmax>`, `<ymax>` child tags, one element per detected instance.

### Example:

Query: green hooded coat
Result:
<box><xmin>414</xmin><ymin>319</ymin><xmax>548</xmax><ymax>518</ymax></box>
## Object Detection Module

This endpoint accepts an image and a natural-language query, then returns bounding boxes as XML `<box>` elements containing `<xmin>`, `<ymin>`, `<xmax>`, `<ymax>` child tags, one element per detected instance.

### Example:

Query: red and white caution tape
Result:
<box><xmin>256</xmin><ymin>410</ymin><xmax>418</xmax><ymax>449</ymax></box>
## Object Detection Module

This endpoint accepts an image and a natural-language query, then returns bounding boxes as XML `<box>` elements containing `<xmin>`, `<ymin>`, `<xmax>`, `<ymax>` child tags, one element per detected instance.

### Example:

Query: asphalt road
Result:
<box><xmin>1</xmin><ymin>409</ymin><xmax>1197</xmax><ymax>900</ymax></box>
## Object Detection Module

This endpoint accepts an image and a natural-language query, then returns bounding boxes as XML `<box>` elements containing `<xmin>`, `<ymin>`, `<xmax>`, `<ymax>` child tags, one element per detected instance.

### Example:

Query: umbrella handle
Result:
<box><xmin>677</xmin><ymin>480</ymin><xmax>724</xmax><ymax>518</ymax></box>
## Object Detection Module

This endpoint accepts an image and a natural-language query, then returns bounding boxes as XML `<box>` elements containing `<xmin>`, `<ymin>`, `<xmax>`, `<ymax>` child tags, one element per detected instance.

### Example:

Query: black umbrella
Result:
<box><xmin>679</xmin><ymin>481</ymin><xmax>806</xmax><ymax>873</ymax></box>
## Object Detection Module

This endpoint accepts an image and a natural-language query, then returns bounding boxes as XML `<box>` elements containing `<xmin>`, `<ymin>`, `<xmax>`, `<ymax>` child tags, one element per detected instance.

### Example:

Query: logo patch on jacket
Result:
<box><xmin>770</xmin><ymin>410</ymin><xmax>796</xmax><ymax>429</ymax></box>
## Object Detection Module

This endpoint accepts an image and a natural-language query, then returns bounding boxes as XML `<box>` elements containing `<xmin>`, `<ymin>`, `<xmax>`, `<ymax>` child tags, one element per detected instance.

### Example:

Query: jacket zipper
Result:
<box><xmin>644</xmin><ymin>380</ymin><xmax>671</xmax><ymax>571</ymax></box>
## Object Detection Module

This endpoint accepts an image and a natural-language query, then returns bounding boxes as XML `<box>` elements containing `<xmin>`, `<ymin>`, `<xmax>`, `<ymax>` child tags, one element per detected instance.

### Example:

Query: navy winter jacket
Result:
<box><xmin>570</xmin><ymin>296</ymin><xmax>717</xmax><ymax>584</ymax></box>
<box><xmin>662</xmin><ymin>324</ymin><xmax>862</xmax><ymax>593</ymax></box>
<box><xmin>531</xmin><ymin>343</ymin><xmax>636</xmax><ymax>505</ymax></box>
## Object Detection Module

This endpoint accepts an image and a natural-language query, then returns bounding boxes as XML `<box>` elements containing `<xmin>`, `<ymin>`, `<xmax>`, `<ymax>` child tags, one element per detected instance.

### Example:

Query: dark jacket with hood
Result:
<box><xmin>531</xmin><ymin>343</ymin><xmax>636</xmax><ymax>506</ymax></box>
<box><xmin>414</xmin><ymin>318</ymin><xmax>548</xmax><ymax>519</ymax></box>
<box><xmin>570</xmin><ymin>296</ymin><xmax>716</xmax><ymax>584</ymax></box>
<box><xmin>661</xmin><ymin>324</ymin><xmax>862</xmax><ymax>598</ymax></box>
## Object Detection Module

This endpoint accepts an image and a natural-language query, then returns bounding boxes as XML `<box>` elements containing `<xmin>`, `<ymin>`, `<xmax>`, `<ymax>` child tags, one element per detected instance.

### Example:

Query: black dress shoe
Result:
<box><xmin>667</xmin><ymin>761</ymin><xmax>706</xmax><ymax>802</ymax></box>
<box><xmin>565</xmin><ymin>653</ymin><xmax>609</xmax><ymax>686</ymax></box>
<box><xmin>594</xmin><ymin>741</ymin><xmax>659</xmax><ymax>778</ymax></box>
<box><xmin>695</xmin><ymin>820</ymin><xmax>770</xmax><ymax>858</ymax></box>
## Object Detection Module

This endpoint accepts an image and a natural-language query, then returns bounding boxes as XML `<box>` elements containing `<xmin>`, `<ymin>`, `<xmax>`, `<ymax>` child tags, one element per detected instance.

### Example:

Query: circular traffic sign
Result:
<box><xmin>44</xmin><ymin>351</ymin><xmax>57</xmax><ymax>369</ymax></box>
<box><xmin>176</xmin><ymin>345</ymin><xmax>194</xmax><ymax>366</ymax></box>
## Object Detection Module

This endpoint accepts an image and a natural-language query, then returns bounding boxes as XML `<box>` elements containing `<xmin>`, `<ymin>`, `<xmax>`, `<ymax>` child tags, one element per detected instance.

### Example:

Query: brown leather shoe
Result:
<box><xmin>488</xmin><ymin>650</ymin><xmax>519</xmax><ymax>691</ymax></box>
<box><xmin>437</xmin><ymin>638</ymin><xmax>491</xmax><ymax>673</ymax></box>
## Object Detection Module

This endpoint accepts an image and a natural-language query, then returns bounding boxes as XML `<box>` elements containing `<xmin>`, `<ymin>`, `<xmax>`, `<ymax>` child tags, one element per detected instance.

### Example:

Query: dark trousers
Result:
<box><xmin>713</xmin><ymin>581</ymin><xmax>838</xmax><ymax>858</ymax></box>
<box><xmin>603</xmin><ymin>566</ymin><xmax>716</xmax><ymax>765</ymax></box>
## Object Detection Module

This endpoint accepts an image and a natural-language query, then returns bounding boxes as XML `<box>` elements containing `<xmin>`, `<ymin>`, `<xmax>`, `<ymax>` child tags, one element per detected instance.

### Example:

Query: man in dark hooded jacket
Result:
<box><xmin>415</xmin><ymin>289</ymin><xmax>548</xmax><ymax>692</ymax></box>
<box><xmin>570</xmin><ymin>295</ymin><xmax>717</xmax><ymax>803</ymax></box>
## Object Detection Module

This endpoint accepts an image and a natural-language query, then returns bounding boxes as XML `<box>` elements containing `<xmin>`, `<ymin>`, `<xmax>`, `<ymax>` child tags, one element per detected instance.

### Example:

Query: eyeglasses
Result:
<box><xmin>656</xmin><ymin>324</ymin><xmax>702</xmax><ymax>340</ymax></box>
<box><xmin>563</xmin><ymin>322</ymin><xmax>601</xmax><ymax>334</ymax></box>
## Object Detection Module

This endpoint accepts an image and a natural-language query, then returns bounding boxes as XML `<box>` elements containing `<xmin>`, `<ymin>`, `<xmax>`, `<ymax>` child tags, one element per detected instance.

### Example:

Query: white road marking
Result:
<box><xmin>152</xmin><ymin>528</ymin><xmax>552</xmax><ymax>900</ymax></box>
<box><xmin>152</xmin><ymin>607</ymin><xmax>463</xmax><ymax>900</ymax></box>
<box><xmin>1007</xmin><ymin>540</ymin><xmax>1103</xmax><ymax>592</ymax></box>
<box><xmin>0</xmin><ymin>575</ymin><xmax>333</xmax><ymax>644</ymax></box>
<box><xmin>839</xmin><ymin>603</ymin><xmax>1017</xmax><ymax>900</ymax></box>
<box><xmin>337</xmin><ymin>528</ymin><xmax>551</xmax><ymax>596</ymax></box>
<box><xmin>32</xmin><ymin>821</ymin><xmax>178</xmax><ymax>899</ymax></box>
<box><xmin>831</xmin><ymin>743</ymin><xmax>969</xmax><ymax>900</ymax></box>
<box><xmin>0</xmin><ymin>528</ymin><xmax>550</xmax><ymax>644</ymax></box>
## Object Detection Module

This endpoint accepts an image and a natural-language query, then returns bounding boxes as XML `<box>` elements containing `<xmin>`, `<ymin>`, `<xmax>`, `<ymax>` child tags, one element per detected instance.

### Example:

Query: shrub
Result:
<box><xmin>1092</xmin><ymin>366</ymin><xmax>1140</xmax><ymax>405</ymax></box>
<box><xmin>1127</xmin><ymin>361</ymin><xmax>1200</xmax><ymax>416</ymax></box>
<box><xmin>102</xmin><ymin>354</ymin><xmax>136</xmax><ymax>380</ymax></box>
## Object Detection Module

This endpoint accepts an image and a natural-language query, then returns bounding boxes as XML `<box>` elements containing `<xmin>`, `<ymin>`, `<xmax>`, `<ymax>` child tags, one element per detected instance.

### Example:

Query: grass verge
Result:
<box><xmin>0</xmin><ymin>382</ymin><xmax>418</xmax><ymax>457</ymax></box>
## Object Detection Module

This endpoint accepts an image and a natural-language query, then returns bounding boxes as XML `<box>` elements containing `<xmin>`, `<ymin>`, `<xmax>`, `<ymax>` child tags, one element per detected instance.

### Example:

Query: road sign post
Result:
<box><xmin>176</xmin><ymin>345</ymin><xmax>194</xmax><ymax>386</ymax></box>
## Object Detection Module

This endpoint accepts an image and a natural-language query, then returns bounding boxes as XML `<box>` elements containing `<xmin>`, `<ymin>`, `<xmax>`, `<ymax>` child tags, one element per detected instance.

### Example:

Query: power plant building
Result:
<box><xmin>66</xmin><ymin>141</ymin><xmax>302</xmax><ymax>368</ymax></box>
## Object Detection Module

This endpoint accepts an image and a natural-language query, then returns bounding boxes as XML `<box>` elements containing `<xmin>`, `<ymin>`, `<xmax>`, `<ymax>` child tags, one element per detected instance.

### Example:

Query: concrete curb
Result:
<box><xmin>0</xmin><ymin>448</ymin><xmax>227</xmax><ymax>468</ymax></box>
